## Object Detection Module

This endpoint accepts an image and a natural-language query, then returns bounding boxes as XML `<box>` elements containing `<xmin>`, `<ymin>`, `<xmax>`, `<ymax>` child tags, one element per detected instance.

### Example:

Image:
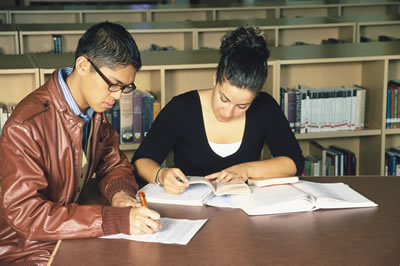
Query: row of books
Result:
<box><xmin>384</xmin><ymin>147</ymin><xmax>400</xmax><ymax>176</ymax></box>
<box><xmin>385</xmin><ymin>80</ymin><xmax>400</xmax><ymax>129</ymax></box>
<box><xmin>303</xmin><ymin>141</ymin><xmax>357</xmax><ymax>176</ymax></box>
<box><xmin>106</xmin><ymin>90</ymin><xmax>160</xmax><ymax>144</ymax></box>
<box><xmin>292</xmin><ymin>38</ymin><xmax>345</xmax><ymax>46</ymax></box>
<box><xmin>0</xmin><ymin>103</ymin><xmax>16</xmax><ymax>135</ymax></box>
<box><xmin>280</xmin><ymin>84</ymin><xmax>366</xmax><ymax>134</ymax></box>
<box><xmin>361</xmin><ymin>35</ymin><xmax>400</xmax><ymax>43</ymax></box>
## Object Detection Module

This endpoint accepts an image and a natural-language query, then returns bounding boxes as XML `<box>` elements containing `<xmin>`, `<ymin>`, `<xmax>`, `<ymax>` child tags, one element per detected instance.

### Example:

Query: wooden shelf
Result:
<box><xmin>3</xmin><ymin>42</ymin><xmax>400</xmax><ymax>175</ymax></box>
<box><xmin>0</xmin><ymin>54</ymin><xmax>39</xmax><ymax>104</ymax></box>
<box><xmin>10</xmin><ymin>17</ymin><xmax>360</xmax><ymax>55</ymax></box>
<box><xmin>0</xmin><ymin>24</ymin><xmax>19</xmax><ymax>54</ymax></box>
<box><xmin>3</xmin><ymin>0</ymin><xmax>399</xmax><ymax>24</ymax></box>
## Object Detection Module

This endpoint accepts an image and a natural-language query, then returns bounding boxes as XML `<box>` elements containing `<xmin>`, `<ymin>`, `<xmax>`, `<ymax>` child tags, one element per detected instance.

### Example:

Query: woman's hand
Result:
<box><xmin>158</xmin><ymin>167</ymin><xmax>189</xmax><ymax>194</ymax></box>
<box><xmin>205</xmin><ymin>164</ymin><xmax>249</xmax><ymax>183</ymax></box>
<box><xmin>129</xmin><ymin>207</ymin><xmax>161</xmax><ymax>234</ymax></box>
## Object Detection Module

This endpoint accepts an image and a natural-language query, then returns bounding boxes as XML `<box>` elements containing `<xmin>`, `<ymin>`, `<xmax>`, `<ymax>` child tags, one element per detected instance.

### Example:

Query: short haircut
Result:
<box><xmin>75</xmin><ymin>21</ymin><xmax>141</xmax><ymax>70</ymax></box>
<box><xmin>216</xmin><ymin>26</ymin><xmax>270</xmax><ymax>93</ymax></box>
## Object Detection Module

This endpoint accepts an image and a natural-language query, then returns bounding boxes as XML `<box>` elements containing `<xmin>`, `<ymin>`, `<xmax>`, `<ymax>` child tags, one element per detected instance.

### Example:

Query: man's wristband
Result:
<box><xmin>155</xmin><ymin>167</ymin><xmax>167</xmax><ymax>186</ymax></box>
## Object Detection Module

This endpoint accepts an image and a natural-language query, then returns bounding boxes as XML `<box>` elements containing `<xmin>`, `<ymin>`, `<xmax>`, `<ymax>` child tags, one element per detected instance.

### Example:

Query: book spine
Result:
<box><xmin>111</xmin><ymin>101</ymin><xmax>120</xmax><ymax>136</ymax></box>
<box><xmin>295</xmin><ymin>90</ymin><xmax>301</xmax><ymax>134</ymax></box>
<box><xmin>287</xmin><ymin>90</ymin><xmax>296</xmax><ymax>133</ymax></box>
<box><xmin>119</xmin><ymin>91</ymin><xmax>134</xmax><ymax>144</ymax></box>
<box><xmin>132</xmin><ymin>90</ymin><xmax>143</xmax><ymax>143</ymax></box>
<box><xmin>386</xmin><ymin>87</ymin><xmax>391</xmax><ymax>128</ymax></box>
<box><xmin>300</xmin><ymin>91</ymin><xmax>307</xmax><ymax>134</ymax></box>
<box><xmin>350</xmin><ymin>88</ymin><xmax>356</xmax><ymax>130</ymax></box>
<box><xmin>142</xmin><ymin>92</ymin><xmax>154</xmax><ymax>138</ymax></box>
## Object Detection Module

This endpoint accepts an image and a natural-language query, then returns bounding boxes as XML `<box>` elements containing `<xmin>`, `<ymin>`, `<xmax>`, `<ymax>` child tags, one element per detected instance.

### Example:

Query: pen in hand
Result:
<box><xmin>138</xmin><ymin>192</ymin><xmax>148</xmax><ymax>207</ymax></box>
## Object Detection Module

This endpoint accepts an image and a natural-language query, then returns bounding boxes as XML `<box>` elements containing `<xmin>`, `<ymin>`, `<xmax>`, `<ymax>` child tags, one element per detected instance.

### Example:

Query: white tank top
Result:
<box><xmin>208</xmin><ymin>140</ymin><xmax>242</xmax><ymax>158</ymax></box>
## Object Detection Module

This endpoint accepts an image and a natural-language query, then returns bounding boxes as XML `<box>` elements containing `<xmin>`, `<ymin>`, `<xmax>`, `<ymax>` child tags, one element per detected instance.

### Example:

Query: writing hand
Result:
<box><xmin>159</xmin><ymin>168</ymin><xmax>189</xmax><ymax>194</ymax></box>
<box><xmin>112</xmin><ymin>191</ymin><xmax>141</xmax><ymax>208</ymax></box>
<box><xmin>129</xmin><ymin>207</ymin><xmax>161</xmax><ymax>234</ymax></box>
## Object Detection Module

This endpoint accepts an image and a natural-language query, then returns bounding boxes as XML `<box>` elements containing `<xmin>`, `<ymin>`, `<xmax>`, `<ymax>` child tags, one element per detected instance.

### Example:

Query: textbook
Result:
<box><xmin>188</xmin><ymin>176</ymin><xmax>251</xmax><ymax>195</ymax></box>
<box><xmin>247</xmin><ymin>176</ymin><xmax>299</xmax><ymax>187</ymax></box>
<box><xmin>206</xmin><ymin>180</ymin><xmax>378</xmax><ymax>216</ymax></box>
<box><xmin>137</xmin><ymin>176</ymin><xmax>250</xmax><ymax>206</ymax></box>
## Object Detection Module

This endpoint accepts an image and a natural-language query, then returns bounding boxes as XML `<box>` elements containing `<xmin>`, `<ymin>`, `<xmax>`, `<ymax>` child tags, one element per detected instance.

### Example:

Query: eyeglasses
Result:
<box><xmin>85</xmin><ymin>57</ymin><xmax>136</xmax><ymax>94</ymax></box>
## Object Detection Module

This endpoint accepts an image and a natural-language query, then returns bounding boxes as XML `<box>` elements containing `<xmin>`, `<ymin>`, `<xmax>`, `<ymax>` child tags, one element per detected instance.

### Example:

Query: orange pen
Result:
<box><xmin>138</xmin><ymin>192</ymin><xmax>147</xmax><ymax>207</ymax></box>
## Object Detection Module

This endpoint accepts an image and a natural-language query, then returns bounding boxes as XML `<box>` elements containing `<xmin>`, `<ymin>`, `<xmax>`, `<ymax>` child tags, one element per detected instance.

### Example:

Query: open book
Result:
<box><xmin>188</xmin><ymin>176</ymin><xmax>250</xmax><ymax>195</ymax></box>
<box><xmin>137</xmin><ymin>176</ymin><xmax>250</xmax><ymax>206</ymax></box>
<box><xmin>206</xmin><ymin>180</ymin><xmax>377</xmax><ymax>215</ymax></box>
<box><xmin>248</xmin><ymin>176</ymin><xmax>299</xmax><ymax>187</ymax></box>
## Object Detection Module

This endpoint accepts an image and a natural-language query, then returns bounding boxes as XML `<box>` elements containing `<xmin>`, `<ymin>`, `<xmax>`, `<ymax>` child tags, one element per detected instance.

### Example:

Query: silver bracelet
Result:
<box><xmin>155</xmin><ymin>167</ymin><xmax>167</xmax><ymax>186</ymax></box>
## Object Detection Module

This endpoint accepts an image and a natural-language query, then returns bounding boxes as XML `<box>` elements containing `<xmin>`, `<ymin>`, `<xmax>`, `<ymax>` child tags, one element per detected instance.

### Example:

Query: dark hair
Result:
<box><xmin>75</xmin><ymin>21</ymin><xmax>141</xmax><ymax>70</ymax></box>
<box><xmin>216</xmin><ymin>26</ymin><xmax>270</xmax><ymax>93</ymax></box>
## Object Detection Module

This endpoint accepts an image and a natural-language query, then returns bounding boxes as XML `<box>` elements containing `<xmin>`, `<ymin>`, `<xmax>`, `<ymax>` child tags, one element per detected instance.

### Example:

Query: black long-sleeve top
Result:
<box><xmin>132</xmin><ymin>90</ymin><xmax>304</xmax><ymax>176</ymax></box>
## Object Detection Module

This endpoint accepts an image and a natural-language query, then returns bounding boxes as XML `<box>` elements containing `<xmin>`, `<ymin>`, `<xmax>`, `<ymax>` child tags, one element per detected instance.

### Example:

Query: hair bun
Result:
<box><xmin>219</xmin><ymin>26</ymin><xmax>270</xmax><ymax>61</ymax></box>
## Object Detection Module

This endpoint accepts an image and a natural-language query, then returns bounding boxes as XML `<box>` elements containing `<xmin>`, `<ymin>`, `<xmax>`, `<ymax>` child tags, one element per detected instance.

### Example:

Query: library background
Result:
<box><xmin>0</xmin><ymin>0</ymin><xmax>400</xmax><ymax>177</ymax></box>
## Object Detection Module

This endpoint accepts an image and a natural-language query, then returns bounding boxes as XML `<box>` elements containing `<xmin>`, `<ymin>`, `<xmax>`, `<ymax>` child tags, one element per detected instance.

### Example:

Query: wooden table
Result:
<box><xmin>50</xmin><ymin>176</ymin><xmax>400</xmax><ymax>265</ymax></box>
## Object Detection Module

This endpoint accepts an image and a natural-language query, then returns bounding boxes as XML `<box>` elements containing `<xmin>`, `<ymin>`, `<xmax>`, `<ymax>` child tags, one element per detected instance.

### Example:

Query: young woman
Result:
<box><xmin>132</xmin><ymin>26</ymin><xmax>304</xmax><ymax>194</ymax></box>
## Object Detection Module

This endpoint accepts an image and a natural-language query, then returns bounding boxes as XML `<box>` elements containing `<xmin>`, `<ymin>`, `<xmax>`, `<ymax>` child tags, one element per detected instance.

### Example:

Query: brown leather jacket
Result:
<box><xmin>0</xmin><ymin>70</ymin><xmax>138</xmax><ymax>264</ymax></box>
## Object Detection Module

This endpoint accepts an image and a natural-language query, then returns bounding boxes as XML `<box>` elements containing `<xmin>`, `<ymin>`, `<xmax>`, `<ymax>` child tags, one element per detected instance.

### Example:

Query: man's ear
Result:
<box><xmin>75</xmin><ymin>56</ymin><xmax>90</xmax><ymax>74</ymax></box>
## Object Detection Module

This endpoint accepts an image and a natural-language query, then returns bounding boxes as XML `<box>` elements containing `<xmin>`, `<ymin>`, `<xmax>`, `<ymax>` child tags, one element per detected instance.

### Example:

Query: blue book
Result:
<box><xmin>111</xmin><ymin>100</ymin><xmax>120</xmax><ymax>136</ymax></box>
<box><xmin>386</xmin><ymin>88</ymin><xmax>391</xmax><ymax>128</ymax></box>
<box><xmin>385</xmin><ymin>150</ymin><xmax>398</xmax><ymax>176</ymax></box>
<box><xmin>142</xmin><ymin>91</ymin><xmax>154</xmax><ymax>138</ymax></box>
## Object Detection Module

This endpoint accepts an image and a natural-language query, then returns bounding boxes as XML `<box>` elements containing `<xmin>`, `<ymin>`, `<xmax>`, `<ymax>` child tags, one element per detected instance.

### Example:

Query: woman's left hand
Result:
<box><xmin>205</xmin><ymin>165</ymin><xmax>249</xmax><ymax>183</ymax></box>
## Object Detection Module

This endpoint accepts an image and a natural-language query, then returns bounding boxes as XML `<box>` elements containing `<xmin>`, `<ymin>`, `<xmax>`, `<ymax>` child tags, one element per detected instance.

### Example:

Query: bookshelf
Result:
<box><xmin>193</xmin><ymin>17</ymin><xmax>355</xmax><ymax>49</ymax></box>
<box><xmin>271</xmin><ymin>41</ymin><xmax>400</xmax><ymax>175</ymax></box>
<box><xmin>214</xmin><ymin>7</ymin><xmax>276</xmax><ymax>20</ymax></box>
<box><xmin>0</xmin><ymin>54</ymin><xmax>39</xmax><ymax>106</ymax></box>
<box><xmin>14</xmin><ymin>17</ymin><xmax>359</xmax><ymax>55</ymax></box>
<box><xmin>18</xmin><ymin>23</ymin><xmax>89</xmax><ymax>54</ymax></box>
<box><xmin>4</xmin><ymin>0</ymin><xmax>400</xmax><ymax>24</ymax></box>
<box><xmin>16</xmin><ymin>22</ymin><xmax>198</xmax><ymax>54</ymax></box>
<box><xmin>357</xmin><ymin>15</ymin><xmax>400</xmax><ymax>43</ymax></box>
<box><xmin>8</xmin><ymin>6</ymin><xmax>148</xmax><ymax>24</ymax></box>
<box><xmin>0</xmin><ymin>24</ymin><xmax>19</xmax><ymax>54</ymax></box>
<box><xmin>2</xmin><ymin>41</ymin><xmax>400</xmax><ymax>175</ymax></box>
<box><xmin>339</xmin><ymin>2</ymin><xmax>400</xmax><ymax>16</ymax></box>
<box><xmin>334</xmin><ymin>15</ymin><xmax>400</xmax><ymax>42</ymax></box>
<box><xmin>0</xmin><ymin>10</ymin><xmax>8</xmax><ymax>24</ymax></box>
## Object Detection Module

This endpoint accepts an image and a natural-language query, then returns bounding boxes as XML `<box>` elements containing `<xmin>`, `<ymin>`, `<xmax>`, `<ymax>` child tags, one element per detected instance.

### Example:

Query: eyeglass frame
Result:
<box><xmin>85</xmin><ymin>57</ymin><xmax>136</xmax><ymax>94</ymax></box>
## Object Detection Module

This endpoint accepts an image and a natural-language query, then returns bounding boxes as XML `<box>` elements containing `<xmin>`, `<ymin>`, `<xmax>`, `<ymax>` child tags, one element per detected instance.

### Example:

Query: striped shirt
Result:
<box><xmin>58</xmin><ymin>67</ymin><xmax>94</xmax><ymax>153</ymax></box>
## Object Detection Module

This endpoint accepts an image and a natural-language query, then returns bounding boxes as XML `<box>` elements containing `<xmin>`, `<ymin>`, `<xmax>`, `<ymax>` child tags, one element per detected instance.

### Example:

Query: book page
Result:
<box><xmin>235</xmin><ymin>185</ymin><xmax>315</xmax><ymax>215</ymax></box>
<box><xmin>187</xmin><ymin>176</ymin><xmax>216</xmax><ymax>193</ymax></box>
<box><xmin>188</xmin><ymin>176</ymin><xmax>250</xmax><ymax>195</ymax></box>
<box><xmin>206</xmin><ymin>184</ymin><xmax>315</xmax><ymax>215</ymax></box>
<box><xmin>248</xmin><ymin>176</ymin><xmax>299</xmax><ymax>187</ymax></box>
<box><xmin>293</xmin><ymin>181</ymin><xmax>378</xmax><ymax>209</ymax></box>
<box><xmin>100</xmin><ymin>218</ymin><xmax>208</xmax><ymax>245</ymax></box>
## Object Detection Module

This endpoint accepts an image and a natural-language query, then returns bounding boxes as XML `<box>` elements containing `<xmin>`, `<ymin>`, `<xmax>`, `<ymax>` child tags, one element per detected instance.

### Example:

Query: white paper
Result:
<box><xmin>138</xmin><ymin>183</ymin><xmax>213</xmax><ymax>206</ymax></box>
<box><xmin>100</xmin><ymin>218</ymin><xmax>208</xmax><ymax>245</ymax></box>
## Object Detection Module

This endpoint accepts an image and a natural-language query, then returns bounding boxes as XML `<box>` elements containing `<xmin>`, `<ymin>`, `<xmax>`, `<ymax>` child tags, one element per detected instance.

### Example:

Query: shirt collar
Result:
<box><xmin>58</xmin><ymin>67</ymin><xmax>94</xmax><ymax>121</ymax></box>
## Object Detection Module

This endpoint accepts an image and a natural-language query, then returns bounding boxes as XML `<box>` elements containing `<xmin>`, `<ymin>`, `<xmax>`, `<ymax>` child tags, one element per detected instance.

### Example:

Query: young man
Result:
<box><xmin>0</xmin><ymin>22</ymin><xmax>160</xmax><ymax>264</ymax></box>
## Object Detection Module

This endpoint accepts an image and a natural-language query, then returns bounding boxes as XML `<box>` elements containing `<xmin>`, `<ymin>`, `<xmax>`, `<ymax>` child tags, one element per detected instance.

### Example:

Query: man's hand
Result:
<box><xmin>129</xmin><ymin>207</ymin><xmax>161</xmax><ymax>234</ymax></box>
<box><xmin>112</xmin><ymin>191</ymin><xmax>141</xmax><ymax>208</ymax></box>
